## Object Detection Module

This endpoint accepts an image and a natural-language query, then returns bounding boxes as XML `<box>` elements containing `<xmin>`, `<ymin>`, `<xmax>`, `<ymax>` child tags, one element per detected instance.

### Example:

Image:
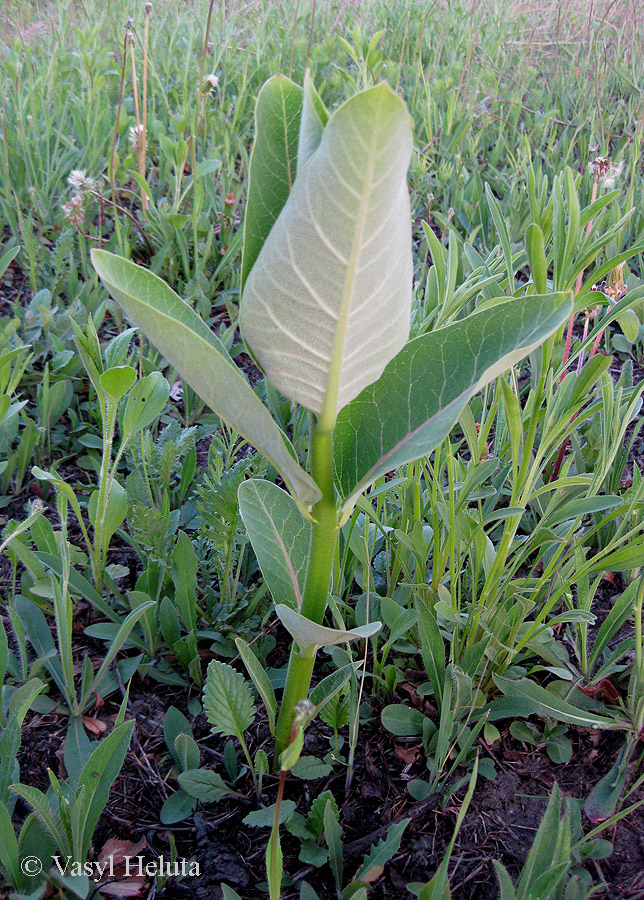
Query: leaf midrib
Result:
<box><xmin>318</xmin><ymin>97</ymin><xmax>382</xmax><ymax>432</ymax></box>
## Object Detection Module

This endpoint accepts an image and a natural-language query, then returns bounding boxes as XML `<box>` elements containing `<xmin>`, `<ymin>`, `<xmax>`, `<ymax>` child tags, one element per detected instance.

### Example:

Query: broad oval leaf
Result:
<box><xmin>178</xmin><ymin>768</ymin><xmax>235</xmax><ymax>802</ymax></box>
<box><xmin>241</xmin><ymin>75</ymin><xmax>303</xmax><ymax>289</ymax></box>
<box><xmin>240</xmin><ymin>82</ymin><xmax>413</xmax><ymax>428</ymax></box>
<box><xmin>381</xmin><ymin>703</ymin><xmax>427</xmax><ymax>736</ymax></box>
<box><xmin>238</xmin><ymin>478</ymin><xmax>311</xmax><ymax>610</ymax></box>
<box><xmin>91</xmin><ymin>249</ymin><xmax>320</xmax><ymax>508</ymax></box>
<box><xmin>334</xmin><ymin>292</ymin><xmax>573</xmax><ymax>514</ymax></box>
<box><xmin>121</xmin><ymin>371</ymin><xmax>170</xmax><ymax>442</ymax></box>
<box><xmin>100</xmin><ymin>365</ymin><xmax>136</xmax><ymax>402</ymax></box>
<box><xmin>275</xmin><ymin>604</ymin><xmax>381</xmax><ymax>656</ymax></box>
<box><xmin>88</xmin><ymin>479</ymin><xmax>127</xmax><ymax>544</ymax></box>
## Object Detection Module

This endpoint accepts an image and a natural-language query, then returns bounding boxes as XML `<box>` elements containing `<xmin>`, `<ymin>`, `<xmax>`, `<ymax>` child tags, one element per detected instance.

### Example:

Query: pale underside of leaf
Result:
<box><xmin>91</xmin><ymin>250</ymin><xmax>320</xmax><ymax>508</ymax></box>
<box><xmin>334</xmin><ymin>292</ymin><xmax>573</xmax><ymax>514</ymax></box>
<box><xmin>238</xmin><ymin>479</ymin><xmax>311</xmax><ymax>610</ymax></box>
<box><xmin>276</xmin><ymin>604</ymin><xmax>381</xmax><ymax>655</ymax></box>
<box><xmin>297</xmin><ymin>70</ymin><xmax>328</xmax><ymax>171</ymax></box>
<box><xmin>241</xmin><ymin>83</ymin><xmax>413</xmax><ymax>426</ymax></box>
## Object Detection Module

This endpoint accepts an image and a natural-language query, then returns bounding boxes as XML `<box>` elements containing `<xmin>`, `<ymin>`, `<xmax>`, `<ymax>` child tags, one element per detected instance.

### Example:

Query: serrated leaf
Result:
<box><xmin>238</xmin><ymin>478</ymin><xmax>311</xmax><ymax>611</ymax></box>
<box><xmin>241</xmin><ymin>75</ymin><xmax>303</xmax><ymax>289</ymax></box>
<box><xmin>307</xmin><ymin>790</ymin><xmax>338</xmax><ymax>837</ymax></box>
<box><xmin>203</xmin><ymin>660</ymin><xmax>256</xmax><ymax>740</ymax></box>
<box><xmin>276</xmin><ymin>604</ymin><xmax>381</xmax><ymax>655</ymax></box>
<box><xmin>91</xmin><ymin>249</ymin><xmax>320</xmax><ymax>509</ymax></box>
<box><xmin>291</xmin><ymin>755</ymin><xmax>333</xmax><ymax>781</ymax></box>
<box><xmin>355</xmin><ymin>819</ymin><xmax>409</xmax><ymax>882</ymax></box>
<box><xmin>241</xmin><ymin>83</ymin><xmax>413</xmax><ymax>426</ymax></box>
<box><xmin>334</xmin><ymin>292</ymin><xmax>572</xmax><ymax>514</ymax></box>
<box><xmin>244</xmin><ymin>800</ymin><xmax>296</xmax><ymax>828</ymax></box>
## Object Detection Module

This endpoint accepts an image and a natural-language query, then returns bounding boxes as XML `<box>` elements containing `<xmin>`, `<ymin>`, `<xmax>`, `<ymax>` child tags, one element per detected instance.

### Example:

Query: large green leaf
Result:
<box><xmin>91</xmin><ymin>250</ymin><xmax>319</xmax><ymax>508</ymax></box>
<box><xmin>334</xmin><ymin>292</ymin><xmax>572</xmax><ymax>514</ymax></box>
<box><xmin>241</xmin><ymin>75</ymin><xmax>303</xmax><ymax>289</ymax></box>
<box><xmin>238</xmin><ymin>478</ymin><xmax>311</xmax><ymax>610</ymax></box>
<box><xmin>240</xmin><ymin>82</ymin><xmax>413</xmax><ymax>428</ymax></box>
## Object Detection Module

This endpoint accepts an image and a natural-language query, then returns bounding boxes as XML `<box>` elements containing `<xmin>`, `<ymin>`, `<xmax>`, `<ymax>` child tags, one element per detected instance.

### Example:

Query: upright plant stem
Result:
<box><xmin>274</xmin><ymin>422</ymin><xmax>337</xmax><ymax>762</ymax></box>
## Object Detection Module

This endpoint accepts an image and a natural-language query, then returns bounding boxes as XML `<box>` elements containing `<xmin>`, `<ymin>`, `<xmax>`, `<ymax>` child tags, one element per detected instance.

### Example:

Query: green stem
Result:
<box><xmin>635</xmin><ymin>575</ymin><xmax>644</xmax><ymax>685</ymax></box>
<box><xmin>274</xmin><ymin>423</ymin><xmax>337</xmax><ymax>762</ymax></box>
<box><xmin>94</xmin><ymin>401</ymin><xmax>117</xmax><ymax>594</ymax></box>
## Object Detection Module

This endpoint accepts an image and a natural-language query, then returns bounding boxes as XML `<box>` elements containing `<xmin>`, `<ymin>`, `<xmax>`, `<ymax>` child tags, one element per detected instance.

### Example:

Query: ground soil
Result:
<box><xmin>4</xmin><ymin>242</ymin><xmax>644</xmax><ymax>900</ymax></box>
<box><xmin>13</xmin><ymin>634</ymin><xmax>644</xmax><ymax>900</ymax></box>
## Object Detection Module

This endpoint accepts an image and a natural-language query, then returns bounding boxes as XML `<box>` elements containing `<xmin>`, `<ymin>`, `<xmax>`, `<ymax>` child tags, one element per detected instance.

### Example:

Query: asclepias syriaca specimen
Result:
<box><xmin>91</xmin><ymin>74</ymin><xmax>572</xmax><ymax>863</ymax></box>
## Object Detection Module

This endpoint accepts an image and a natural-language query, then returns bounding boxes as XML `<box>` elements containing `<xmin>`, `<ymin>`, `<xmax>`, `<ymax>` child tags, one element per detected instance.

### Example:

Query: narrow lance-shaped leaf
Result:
<box><xmin>74</xmin><ymin>720</ymin><xmax>135</xmax><ymax>861</ymax></box>
<box><xmin>334</xmin><ymin>292</ymin><xmax>573</xmax><ymax>516</ymax></box>
<box><xmin>241</xmin><ymin>75</ymin><xmax>303</xmax><ymax>289</ymax></box>
<box><xmin>238</xmin><ymin>478</ymin><xmax>311</xmax><ymax>610</ymax></box>
<box><xmin>492</xmin><ymin>675</ymin><xmax>622</xmax><ymax>730</ymax></box>
<box><xmin>241</xmin><ymin>82</ymin><xmax>413</xmax><ymax>429</ymax></box>
<box><xmin>235</xmin><ymin>638</ymin><xmax>277</xmax><ymax>735</ymax></box>
<box><xmin>91</xmin><ymin>250</ymin><xmax>320</xmax><ymax>509</ymax></box>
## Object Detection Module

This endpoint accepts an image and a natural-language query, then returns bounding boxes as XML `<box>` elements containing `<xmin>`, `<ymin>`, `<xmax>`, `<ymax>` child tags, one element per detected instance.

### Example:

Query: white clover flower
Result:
<box><xmin>67</xmin><ymin>170</ymin><xmax>97</xmax><ymax>192</ymax></box>
<box><xmin>129</xmin><ymin>123</ymin><xmax>144</xmax><ymax>149</ymax></box>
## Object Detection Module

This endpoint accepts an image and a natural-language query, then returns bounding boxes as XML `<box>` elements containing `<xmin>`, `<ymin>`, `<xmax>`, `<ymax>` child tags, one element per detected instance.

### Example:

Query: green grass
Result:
<box><xmin>2</xmin><ymin>2</ymin><xmax>644</xmax><ymax>898</ymax></box>
<box><xmin>2</xmin><ymin>0</ymin><xmax>644</xmax><ymax>303</ymax></box>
